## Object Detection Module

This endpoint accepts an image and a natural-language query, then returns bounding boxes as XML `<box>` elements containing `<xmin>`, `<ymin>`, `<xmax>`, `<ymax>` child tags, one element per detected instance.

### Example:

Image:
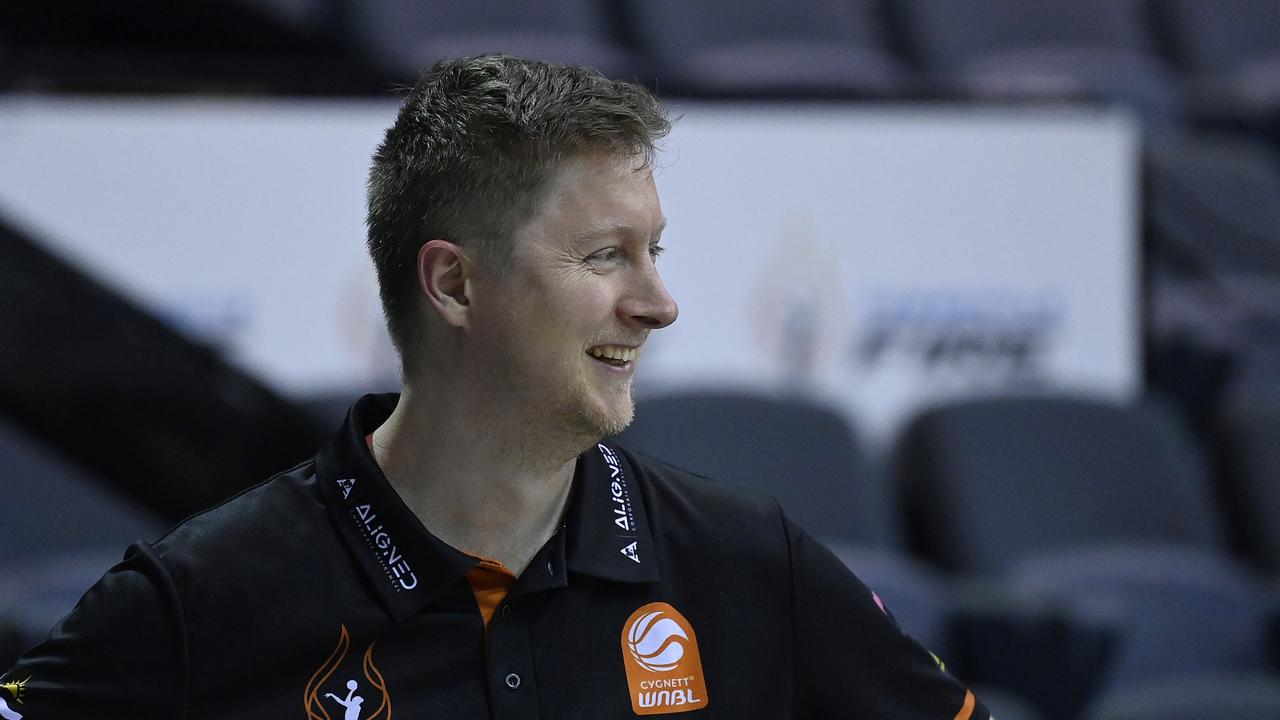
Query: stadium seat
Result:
<box><xmin>0</xmin><ymin>414</ymin><xmax>163</xmax><ymax>664</ymax></box>
<box><xmin>828</xmin><ymin>544</ymin><xmax>952</xmax><ymax>652</ymax></box>
<box><xmin>344</xmin><ymin>0</ymin><xmax>641</xmax><ymax>82</ymax></box>
<box><xmin>615</xmin><ymin>390</ymin><xmax>953</xmax><ymax>651</ymax></box>
<box><xmin>0</xmin><ymin>414</ymin><xmax>162</xmax><ymax>561</ymax></box>
<box><xmin>893</xmin><ymin>0</ymin><xmax>1180</xmax><ymax>120</ymax></box>
<box><xmin>1008</xmin><ymin>546</ymin><xmax>1273</xmax><ymax>686</ymax></box>
<box><xmin>1142</xmin><ymin>131</ymin><xmax>1280</xmax><ymax>448</ymax></box>
<box><xmin>894</xmin><ymin>395</ymin><xmax>1276</xmax><ymax>701</ymax></box>
<box><xmin>618</xmin><ymin>389</ymin><xmax>895</xmax><ymax>547</ymax></box>
<box><xmin>1213</xmin><ymin>357</ymin><xmax>1280</xmax><ymax>573</ymax></box>
<box><xmin>1143</xmin><ymin>131</ymin><xmax>1280</xmax><ymax>412</ymax></box>
<box><xmin>620</xmin><ymin>0</ymin><xmax>910</xmax><ymax>97</ymax></box>
<box><xmin>1156</xmin><ymin>0</ymin><xmax>1280</xmax><ymax>113</ymax></box>
<box><xmin>1146</xmin><ymin>132</ymin><xmax>1280</xmax><ymax>280</ymax></box>
<box><xmin>254</xmin><ymin>0</ymin><xmax>337</xmax><ymax>39</ymax></box>
<box><xmin>949</xmin><ymin>591</ymin><xmax>1120</xmax><ymax>720</ymax></box>
<box><xmin>1084</xmin><ymin>673</ymin><xmax>1280</xmax><ymax>720</ymax></box>
<box><xmin>896</xmin><ymin>395</ymin><xmax>1225</xmax><ymax>573</ymax></box>
<box><xmin>0</xmin><ymin>550</ymin><xmax>127</xmax><ymax>666</ymax></box>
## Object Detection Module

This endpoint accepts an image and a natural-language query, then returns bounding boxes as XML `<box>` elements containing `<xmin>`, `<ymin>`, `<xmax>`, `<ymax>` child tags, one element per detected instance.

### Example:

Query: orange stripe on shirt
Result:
<box><xmin>466</xmin><ymin>557</ymin><xmax>518</xmax><ymax>630</ymax></box>
<box><xmin>953</xmin><ymin>690</ymin><xmax>976</xmax><ymax>720</ymax></box>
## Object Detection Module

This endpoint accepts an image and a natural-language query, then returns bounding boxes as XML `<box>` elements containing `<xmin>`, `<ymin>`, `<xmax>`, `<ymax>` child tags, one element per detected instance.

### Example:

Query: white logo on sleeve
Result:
<box><xmin>0</xmin><ymin>676</ymin><xmax>26</xmax><ymax>720</ymax></box>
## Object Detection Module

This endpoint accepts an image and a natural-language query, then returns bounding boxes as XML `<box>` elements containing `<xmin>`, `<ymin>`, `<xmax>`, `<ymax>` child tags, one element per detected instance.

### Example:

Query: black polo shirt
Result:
<box><xmin>2</xmin><ymin>394</ymin><xmax>987</xmax><ymax>719</ymax></box>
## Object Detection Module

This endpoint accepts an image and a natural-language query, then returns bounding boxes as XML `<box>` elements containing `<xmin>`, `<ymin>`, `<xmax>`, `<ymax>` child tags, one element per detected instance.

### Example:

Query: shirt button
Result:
<box><xmin>546</xmin><ymin>561</ymin><xmax>554</xmax><ymax>575</ymax></box>
<box><xmin>500</xmin><ymin>604</ymin><xmax>512</xmax><ymax>620</ymax></box>
<box><xmin>505</xmin><ymin>672</ymin><xmax>521</xmax><ymax>690</ymax></box>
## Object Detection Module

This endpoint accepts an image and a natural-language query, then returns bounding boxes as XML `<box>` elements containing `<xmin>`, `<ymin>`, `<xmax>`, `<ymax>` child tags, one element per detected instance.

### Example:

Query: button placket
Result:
<box><xmin>486</xmin><ymin>593</ymin><xmax>542</xmax><ymax>719</ymax></box>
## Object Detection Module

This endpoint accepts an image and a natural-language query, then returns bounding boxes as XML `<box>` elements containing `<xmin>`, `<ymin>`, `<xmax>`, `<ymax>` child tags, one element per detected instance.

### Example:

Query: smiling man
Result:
<box><xmin>2</xmin><ymin>56</ymin><xmax>988</xmax><ymax>718</ymax></box>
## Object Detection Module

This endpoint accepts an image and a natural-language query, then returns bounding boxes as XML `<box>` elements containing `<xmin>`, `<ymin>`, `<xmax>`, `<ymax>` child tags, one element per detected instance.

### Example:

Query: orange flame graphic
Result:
<box><xmin>363</xmin><ymin>642</ymin><xmax>392</xmax><ymax>720</ymax></box>
<box><xmin>304</xmin><ymin>625</ymin><xmax>392</xmax><ymax>720</ymax></box>
<box><xmin>305</xmin><ymin>625</ymin><xmax>350</xmax><ymax>720</ymax></box>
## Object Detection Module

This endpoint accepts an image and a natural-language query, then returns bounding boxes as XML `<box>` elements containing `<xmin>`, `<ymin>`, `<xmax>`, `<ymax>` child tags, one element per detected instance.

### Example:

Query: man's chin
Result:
<box><xmin>574</xmin><ymin>393</ymin><xmax>635</xmax><ymax>440</ymax></box>
<box><xmin>597</xmin><ymin>406</ymin><xmax>634</xmax><ymax>439</ymax></box>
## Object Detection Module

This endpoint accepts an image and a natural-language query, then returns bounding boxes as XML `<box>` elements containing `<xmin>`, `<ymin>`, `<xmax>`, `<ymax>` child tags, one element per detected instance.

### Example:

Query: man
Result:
<box><xmin>2</xmin><ymin>56</ymin><xmax>988</xmax><ymax>718</ymax></box>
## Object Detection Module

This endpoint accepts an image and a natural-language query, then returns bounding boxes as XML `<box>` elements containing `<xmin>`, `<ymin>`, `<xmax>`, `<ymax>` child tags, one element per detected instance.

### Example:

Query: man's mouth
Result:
<box><xmin>587</xmin><ymin>345</ymin><xmax>639</xmax><ymax>367</ymax></box>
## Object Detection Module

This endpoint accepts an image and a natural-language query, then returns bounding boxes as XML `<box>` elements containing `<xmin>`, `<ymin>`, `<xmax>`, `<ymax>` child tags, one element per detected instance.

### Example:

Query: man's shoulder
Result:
<box><xmin>621</xmin><ymin>447</ymin><xmax>779</xmax><ymax>515</ymax></box>
<box><xmin>615</xmin><ymin>445</ymin><xmax>790</xmax><ymax>551</ymax></box>
<box><xmin>148</xmin><ymin>458</ymin><xmax>332</xmax><ymax>579</ymax></box>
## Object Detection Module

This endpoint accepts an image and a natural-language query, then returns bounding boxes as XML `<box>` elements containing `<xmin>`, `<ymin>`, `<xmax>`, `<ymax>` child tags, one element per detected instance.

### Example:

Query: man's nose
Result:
<box><xmin>618</xmin><ymin>264</ymin><xmax>679</xmax><ymax>329</ymax></box>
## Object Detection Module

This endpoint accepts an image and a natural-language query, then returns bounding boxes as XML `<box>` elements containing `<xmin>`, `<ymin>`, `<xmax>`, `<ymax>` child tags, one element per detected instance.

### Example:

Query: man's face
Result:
<box><xmin>465</xmin><ymin>152</ymin><xmax>678</xmax><ymax>441</ymax></box>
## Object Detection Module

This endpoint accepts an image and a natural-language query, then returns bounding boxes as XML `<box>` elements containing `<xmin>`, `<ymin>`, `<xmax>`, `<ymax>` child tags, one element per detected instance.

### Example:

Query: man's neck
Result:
<box><xmin>369</xmin><ymin>387</ymin><xmax>585</xmax><ymax>577</ymax></box>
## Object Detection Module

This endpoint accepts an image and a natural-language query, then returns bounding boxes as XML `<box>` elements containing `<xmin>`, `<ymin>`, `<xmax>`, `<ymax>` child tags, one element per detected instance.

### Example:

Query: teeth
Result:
<box><xmin>588</xmin><ymin>345</ymin><xmax>638</xmax><ymax>363</ymax></box>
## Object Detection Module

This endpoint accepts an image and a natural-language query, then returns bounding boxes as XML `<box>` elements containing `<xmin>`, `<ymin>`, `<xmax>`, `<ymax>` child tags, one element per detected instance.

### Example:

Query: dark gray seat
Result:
<box><xmin>622</xmin><ymin>0</ymin><xmax>910</xmax><ymax>97</ymax></box>
<box><xmin>894</xmin><ymin>395</ymin><xmax>1274</xmax><ymax>698</ymax></box>
<box><xmin>896</xmin><ymin>395</ymin><xmax>1225</xmax><ymax>573</ymax></box>
<box><xmin>1009</xmin><ymin>546</ymin><xmax>1273</xmax><ymax>687</ymax></box>
<box><xmin>894</xmin><ymin>0</ymin><xmax>1180</xmax><ymax>120</ymax></box>
<box><xmin>616</xmin><ymin>389</ymin><xmax>955</xmax><ymax>653</ymax></box>
<box><xmin>826</xmin><ymin>543</ymin><xmax>951</xmax><ymax>652</ymax></box>
<box><xmin>1148</xmin><ymin>132</ymin><xmax>1280</xmax><ymax>277</ymax></box>
<box><xmin>0</xmin><ymin>550</ymin><xmax>128</xmax><ymax>669</ymax></box>
<box><xmin>1214</xmin><ymin>356</ymin><xmax>1280</xmax><ymax>573</ymax></box>
<box><xmin>1144</xmin><ymin>132</ymin><xmax>1280</xmax><ymax>380</ymax></box>
<box><xmin>1158</xmin><ymin>0</ymin><xmax>1280</xmax><ymax>113</ymax></box>
<box><xmin>1085</xmin><ymin>673</ymin><xmax>1280</xmax><ymax>720</ymax></box>
<box><xmin>0</xmin><ymin>414</ymin><xmax>162</xmax><ymax>667</ymax></box>
<box><xmin>618</xmin><ymin>389</ymin><xmax>894</xmax><ymax>547</ymax></box>
<box><xmin>1147</xmin><ymin>132</ymin><xmax>1280</xmax><ymax>279</ymax></box>
<box><xmin>345</xmin><ymin>0</ymin><xmax>641</xmax><ymax>81</ymax></box>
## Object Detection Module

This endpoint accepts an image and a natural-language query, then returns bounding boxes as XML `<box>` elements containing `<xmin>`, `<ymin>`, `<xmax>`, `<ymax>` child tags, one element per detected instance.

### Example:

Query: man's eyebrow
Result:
<box><xmin>572</xmin><ymin>218</ymin><xmax>669</xmax><ymax>242</ymax></box>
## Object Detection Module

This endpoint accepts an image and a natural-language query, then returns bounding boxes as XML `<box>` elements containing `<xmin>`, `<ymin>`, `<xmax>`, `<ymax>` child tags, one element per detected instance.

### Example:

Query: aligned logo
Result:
<box><xmin>598</xmin><ymin>444</ymin><xmax>636</xmax><ymax>533</ymax></box>
<box><xmin>352</xmin><ymin>503</ymin><xmax>418</xmax><ymax>591</ymax></box>
<box><xmin>336</xmin><ymin>478</ymin><xmax>418</xmax><ymax>592</ymax></box>
<box><xmin>621</xmin><ymin>603</ymin><xmax>708</xmax><ymax>715</ymax></box>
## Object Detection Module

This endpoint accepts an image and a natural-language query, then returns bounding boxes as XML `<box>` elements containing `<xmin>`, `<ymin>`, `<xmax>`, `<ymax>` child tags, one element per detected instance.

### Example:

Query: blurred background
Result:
<box><xmin>2</xmin><ymin>1</ymin><xmax>1280</xmax><ymax>718</ymax></box>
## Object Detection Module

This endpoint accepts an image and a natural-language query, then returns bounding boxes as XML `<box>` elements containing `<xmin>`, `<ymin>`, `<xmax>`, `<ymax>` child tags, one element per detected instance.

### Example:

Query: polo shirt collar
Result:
<box><xmin>315</xmin><ymin>394</ymin><xmax>661</xmax><ymax>621</ymax></box>
<box><xmin>316</xmin><ymin>393</ymin><xmax>475</xmax><ymax>622</ymax></box>
<box><xmin>563</xmin><ymin>441</ymin><xmax>661</xmax><ymax>584</ymax></box>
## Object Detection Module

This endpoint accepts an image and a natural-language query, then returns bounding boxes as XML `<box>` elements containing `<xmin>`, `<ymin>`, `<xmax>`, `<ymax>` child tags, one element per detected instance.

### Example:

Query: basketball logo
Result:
<box><xmin>620</xmin><ymin>602</ymin><xmax>709</xmax><ymax>715</ymax></box>
<box><xmin>626</xmin><ymin>609</ymin><xmax>689</xmax><ymax>672</ymax></box>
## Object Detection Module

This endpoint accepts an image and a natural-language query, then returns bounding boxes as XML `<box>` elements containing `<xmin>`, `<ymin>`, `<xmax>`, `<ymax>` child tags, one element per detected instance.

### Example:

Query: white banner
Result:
<box><xmin>0</xmin><ymin>98</ymin><xmax>1139</xmax><ymax>444</ymax></box>
<box><xmin>646</xmin><ymin>105</ymin><xmax>1141</xmax><ymax>442</ymax></box>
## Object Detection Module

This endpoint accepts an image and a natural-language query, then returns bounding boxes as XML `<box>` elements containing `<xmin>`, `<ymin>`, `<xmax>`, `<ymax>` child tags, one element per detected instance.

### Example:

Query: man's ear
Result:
<box><xmin>417</xmin><ymin>239</ymin><xmax>471</xmax><ymax>328</ymax></box>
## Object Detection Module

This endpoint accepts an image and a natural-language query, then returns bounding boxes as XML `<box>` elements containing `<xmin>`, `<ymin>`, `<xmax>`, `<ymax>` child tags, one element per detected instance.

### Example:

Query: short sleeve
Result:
<box><xmin>0</xmin><ymin>542</ymin><xmax>186</xmax><ymax>717</ymax></box>
<box><xmin>786</xmin><ymin>517</ymin><xmax>989</xmax><ymax>719</ymax></box>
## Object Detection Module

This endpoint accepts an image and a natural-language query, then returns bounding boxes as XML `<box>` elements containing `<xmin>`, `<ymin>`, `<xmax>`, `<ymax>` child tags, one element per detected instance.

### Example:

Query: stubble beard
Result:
<box><xmin>575</xmin><ymin>377</ymin><xmax>636</xmax><ymax>439</ymax></box>
<box><xmin>501</xmin><ymin>352</ymin><xmax>637</xmax><ymax>459</ymax></box>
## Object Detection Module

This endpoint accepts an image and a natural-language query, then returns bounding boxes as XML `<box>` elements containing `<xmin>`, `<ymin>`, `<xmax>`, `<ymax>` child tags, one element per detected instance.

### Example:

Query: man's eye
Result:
<box><xmin>587</xmin><ymin>247</ymin><xmax>621</xmax><ymax>263</ymax></box>
<box><xmin>649</xmin><ymin>244</ymin><xmax>666</xmax><ymax>259</ymax></box>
